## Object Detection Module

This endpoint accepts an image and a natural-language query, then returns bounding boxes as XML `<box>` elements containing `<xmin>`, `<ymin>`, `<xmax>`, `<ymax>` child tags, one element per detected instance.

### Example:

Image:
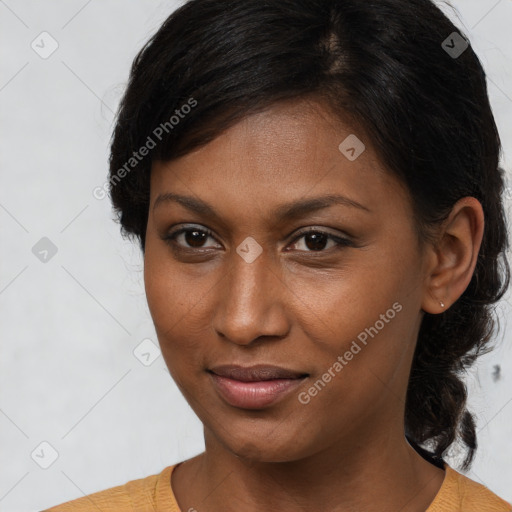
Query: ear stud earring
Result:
<box><xmin>439</xmin><ymin>301</ymin><xmax>445</xmax><ymax>308</ymax></box>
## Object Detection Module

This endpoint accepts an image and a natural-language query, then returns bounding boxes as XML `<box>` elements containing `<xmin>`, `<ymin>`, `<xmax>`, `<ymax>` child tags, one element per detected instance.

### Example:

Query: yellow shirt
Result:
<box><xmin>43</xmin><ymin>462</ymin><xmax>511</xmax><ymax>511</ymax></box>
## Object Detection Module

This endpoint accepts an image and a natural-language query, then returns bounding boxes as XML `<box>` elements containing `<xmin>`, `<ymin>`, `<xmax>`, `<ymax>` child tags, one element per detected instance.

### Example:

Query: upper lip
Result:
<box><xmin>209</xmin><ymin>364</ymin><xmax>308</xmax><ymax>382</ymax></box>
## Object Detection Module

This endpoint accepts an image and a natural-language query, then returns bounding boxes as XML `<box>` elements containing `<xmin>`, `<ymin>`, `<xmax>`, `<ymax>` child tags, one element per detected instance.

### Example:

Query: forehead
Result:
<box><xmin>149</xmin><ymin>99</ymin><xmax>410</xmax><ymax>226</ymax></box>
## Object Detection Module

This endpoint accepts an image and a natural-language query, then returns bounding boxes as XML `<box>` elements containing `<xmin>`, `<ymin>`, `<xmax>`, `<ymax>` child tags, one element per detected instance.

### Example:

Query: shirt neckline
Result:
<box><xmin>156</xmin><ymin>463</ymin><xmax>182</xmax><ymax>511</ymax></box>
<box><xmin>425</xmin><ymin>462</ymin><xmax>453</xmax><ymax>511</ymax></box>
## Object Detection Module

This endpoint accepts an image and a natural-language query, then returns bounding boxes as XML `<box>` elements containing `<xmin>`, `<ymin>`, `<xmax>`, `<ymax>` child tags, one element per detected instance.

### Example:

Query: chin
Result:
<box><xmin>211</xmin><ymin>425</ymin><xmax>311</xmax><ymax>464</ymax></box>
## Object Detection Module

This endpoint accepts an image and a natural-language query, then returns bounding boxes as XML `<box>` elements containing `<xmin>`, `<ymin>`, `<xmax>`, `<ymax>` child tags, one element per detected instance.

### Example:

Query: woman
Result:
<box><xmin>45</xmin><ymin>0</ymin><xmax>511</xmax><ymax>510</ymax></box>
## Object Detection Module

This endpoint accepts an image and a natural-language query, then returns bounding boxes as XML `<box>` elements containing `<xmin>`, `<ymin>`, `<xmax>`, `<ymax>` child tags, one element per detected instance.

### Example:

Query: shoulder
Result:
<box><xmin>41</xmin><ymin>465</ymin><xmax>176</xmax><ymax>512</ymax></box>
<box><xmin>428</xmin><ymin>463</ymin><xmax>511</xmax><ymax>512</ymax></box>
<box><xmin>453</xmin><ymin>468</ymin><xmax>512</xmax><ymax>511</ymax></box>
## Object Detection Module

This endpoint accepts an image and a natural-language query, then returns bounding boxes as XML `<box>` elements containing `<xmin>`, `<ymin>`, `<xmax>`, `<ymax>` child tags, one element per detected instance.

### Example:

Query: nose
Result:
<box><xmin>211</xmin><ymin>247</ymin><xmax>290</xmax><ymax>346</ymax></box>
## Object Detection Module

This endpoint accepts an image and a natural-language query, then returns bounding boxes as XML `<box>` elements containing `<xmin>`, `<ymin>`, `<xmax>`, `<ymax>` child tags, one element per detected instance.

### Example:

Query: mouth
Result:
<box><xmin>208</xmin><ymin>364</ymin><xmax>309</xmax><ymax>410</ymax></box>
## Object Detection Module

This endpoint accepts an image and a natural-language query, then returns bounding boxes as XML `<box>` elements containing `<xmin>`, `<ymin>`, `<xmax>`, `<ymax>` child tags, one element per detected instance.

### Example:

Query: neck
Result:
<box><xmin>175</xmin><ymin>421</ymin><xmax>445</xmax><ymax>512</ymax></box>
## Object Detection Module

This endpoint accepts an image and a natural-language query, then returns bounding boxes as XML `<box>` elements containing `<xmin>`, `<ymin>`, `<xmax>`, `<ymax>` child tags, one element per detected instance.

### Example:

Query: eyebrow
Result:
<box><xmin>152</xmin><ymin>192</ymin><xmax>370</xmax><ymax>222</ymax></box>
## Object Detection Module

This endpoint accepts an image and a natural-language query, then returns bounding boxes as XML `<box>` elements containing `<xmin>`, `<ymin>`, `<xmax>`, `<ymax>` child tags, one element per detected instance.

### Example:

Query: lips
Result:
<box><xmin>209</xmin><ymin>364</ymin><xmax>308</xmax><ymax>382</ymax></box>
<box><xmin>208</xmin><ymin>364</ymin><xmax>309</xmax><ymax>409</ymax></box>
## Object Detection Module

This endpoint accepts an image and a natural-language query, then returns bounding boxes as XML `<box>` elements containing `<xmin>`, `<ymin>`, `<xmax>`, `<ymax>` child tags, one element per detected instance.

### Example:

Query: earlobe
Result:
<box><xmin>421</xmin><ymin>197</ymin><xmax>484</xmax><ymax>315</ymax></box>
<box><xmin>422</xmin><ymin>291</ymin><xmax>448</xmax><ymax>315</ymax></box>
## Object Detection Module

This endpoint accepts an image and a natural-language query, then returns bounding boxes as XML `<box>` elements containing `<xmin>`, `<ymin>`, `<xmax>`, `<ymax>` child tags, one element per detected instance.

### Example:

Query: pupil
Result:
<box><xmin>186</xmin><ymin>230</ymin><xmax>207</xmax><ymax>247</ymax></box>
<box><xmin>305</xmin><ymin>232</ymin><xmax>327</xmax><ymax>251</ymax></box>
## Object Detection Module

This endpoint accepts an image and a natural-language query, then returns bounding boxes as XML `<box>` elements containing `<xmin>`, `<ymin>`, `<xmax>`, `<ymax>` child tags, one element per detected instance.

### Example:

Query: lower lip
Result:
<box><xmin>209</xmin><ymin>373</ymin><xmax>306</xmax><ymax>409</ymax></box>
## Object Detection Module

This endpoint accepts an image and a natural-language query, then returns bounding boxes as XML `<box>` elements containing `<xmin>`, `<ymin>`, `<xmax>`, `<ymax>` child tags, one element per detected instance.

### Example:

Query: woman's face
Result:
<box><xmin>144</xmin><ymin>99</ymin><xmax>432</xmax><ymax>462</ymax></box>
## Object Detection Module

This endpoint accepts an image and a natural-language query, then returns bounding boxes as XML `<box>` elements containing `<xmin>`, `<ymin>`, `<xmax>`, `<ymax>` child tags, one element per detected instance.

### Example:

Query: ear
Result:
<box><xmin>421</xmin><ymin>197</ymin><xmax>484</xmax><ymax>314</ymax></box>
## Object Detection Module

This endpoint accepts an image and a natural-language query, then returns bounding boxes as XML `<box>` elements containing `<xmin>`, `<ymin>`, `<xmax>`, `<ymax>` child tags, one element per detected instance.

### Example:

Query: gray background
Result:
<box><xmin>1</xmin><ymin>1</ymin><xmax>511</xmax><ymax>510</ymax></box>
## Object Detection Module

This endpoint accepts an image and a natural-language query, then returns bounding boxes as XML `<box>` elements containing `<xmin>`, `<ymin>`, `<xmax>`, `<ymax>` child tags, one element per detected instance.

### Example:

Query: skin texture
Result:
<box><xmin>144</xmin><ymin>98</ymin><xmax>484</xmax><ymax>512</ymax></box>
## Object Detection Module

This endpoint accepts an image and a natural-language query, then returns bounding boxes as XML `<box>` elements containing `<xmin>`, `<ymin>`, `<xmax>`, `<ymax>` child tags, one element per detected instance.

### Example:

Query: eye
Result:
<box><xmin>288</xmin><ymin>229</ymin><xmax>353</xmax><ymax>252</ymax></box>
<box><xmin>164</xmin><ymin>225</ymin><xmax>220</xmax><ymax>250</ymax></box>
<box><xmin>163</xmin><ymin>226</ymin><xmax>354</xmax><ymax>253</ymax></box>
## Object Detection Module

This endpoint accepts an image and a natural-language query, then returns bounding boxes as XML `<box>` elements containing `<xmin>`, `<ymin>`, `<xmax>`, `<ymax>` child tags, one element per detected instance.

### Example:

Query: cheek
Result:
<box><xmin>143</xmin><ymin>251</ymin><xmax>213</xmax><ymax>377</ymax></box>
<box><xmin>285</xmin><ymin>257</ymin><xmax>404</xmax><ymax>347</ymax></box>
<box><xmin>143</xmin><ymin>246</ymin><xmax>192</xmax><ymax>327</ymax></box>
<box><xmin>306</xmin><ymin>297</ymin><xmax>417</xmax><ymax>424</ymax></box>
<box><xmin>286</xmin><ymin>258</ymin><xmax>417</xmax><ymax>402</ymax></box>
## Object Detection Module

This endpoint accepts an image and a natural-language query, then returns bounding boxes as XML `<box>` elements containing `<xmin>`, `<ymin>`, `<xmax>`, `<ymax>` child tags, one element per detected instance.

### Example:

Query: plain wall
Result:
<box><xmin>1</xmin><ymin>1</ymin><xmax>511</xmax><ymax>510</ymax></box>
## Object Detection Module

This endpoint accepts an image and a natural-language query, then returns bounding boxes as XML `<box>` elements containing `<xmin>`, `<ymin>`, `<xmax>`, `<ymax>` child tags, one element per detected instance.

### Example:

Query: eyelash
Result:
<box><xmin>163</xmin><ymin>225</ymin><xmax>354</xmax><ymax>253</ymax></box>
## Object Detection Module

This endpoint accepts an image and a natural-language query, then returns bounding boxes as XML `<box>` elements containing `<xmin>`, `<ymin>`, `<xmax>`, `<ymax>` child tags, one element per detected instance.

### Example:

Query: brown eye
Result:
<box><xmin>289</xmin><ymin>229</ymin><xmax>353</xmax><ymax>253</ymax></box>
<box><xmin>182</xmin><ymin>229</ymin><xmax>208</xmax><ymax>248</ymax></box>
<box><xmin>164</xmin><ymin>226</ymin><xmax>219</xmax><ymax>250</ymax></box>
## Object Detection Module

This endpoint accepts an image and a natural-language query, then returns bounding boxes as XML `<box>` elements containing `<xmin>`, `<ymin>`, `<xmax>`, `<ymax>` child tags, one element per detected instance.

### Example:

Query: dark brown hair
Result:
<box><xmin>108</xmin><ymin>0</ymin><xmax>510</xmax><ymax>470</ymax></box>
